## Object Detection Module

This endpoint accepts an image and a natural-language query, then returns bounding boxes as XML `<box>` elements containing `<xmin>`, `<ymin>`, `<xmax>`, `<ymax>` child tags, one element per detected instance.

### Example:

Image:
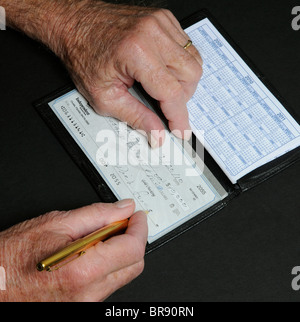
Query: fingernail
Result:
<box><xmin>183</xmin><ymin>128</ymin><xmax>192</xmax><ymax>141</ymax></box>
<box><xmin>172</xmin><ymin>128</ymin><xmax>192</xmax><ymax>141</ymax></box>
<box><xmin>147</xmin><ymin>130</ymin><xmax>165</xmax><ymax>149</ymax></box>
<box><xmin>148</xmin><ymin>133</ymin><xmax>159</xmax><ymax>149</ymax></box>
<box><xmin>115</xmin><ymin>199</ymin><xmax>134</xmax><ymax>209</ymax></box>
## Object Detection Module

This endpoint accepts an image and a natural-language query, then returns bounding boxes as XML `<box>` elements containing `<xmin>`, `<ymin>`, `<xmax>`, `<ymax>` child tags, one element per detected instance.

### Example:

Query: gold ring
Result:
<box><xmin>183</xmin><ymin>40</ymin><xmax>193</xmax><ymax>50</ymax></box>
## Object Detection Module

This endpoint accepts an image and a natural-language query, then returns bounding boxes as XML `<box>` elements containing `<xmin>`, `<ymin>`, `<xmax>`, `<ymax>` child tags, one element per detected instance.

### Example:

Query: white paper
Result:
<box><xmin>185</xmin><ymin>18</ymin><xmax>300</xmax><ymax>184</ymax></box>
<box><xmin>49</xmin><ymin>90</ymin><xmax>224</xmax><ymax>243</ymax></box>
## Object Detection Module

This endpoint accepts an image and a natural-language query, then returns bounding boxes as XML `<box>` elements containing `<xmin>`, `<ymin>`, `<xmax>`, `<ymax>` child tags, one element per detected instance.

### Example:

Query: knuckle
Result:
<box><xmin>163</xmin><ymin>8</ymin><xmax>175</xmax><ymax>18</ymax></box>
<box><xmin>122</xmin><ymin>34</ymin><xmax>147</xmax><ymax>61</ymax></box>
<box><xmin>165</xmin><ymin>81</ymin><xmax>183</xmax><ymax>100</ymax></box>
<box><xmin>130</xmin><ymin>117</ymin><xmax>143</xmax><ymax>131</ymax></box>
<box><xmin>153</xmin><ymin>8</ymin><xmax>172</xmax><ymax>20</ymax></box>
<box><xmin>129</xmin><ymin>236</ymin><xmax>146</xmax><ymax>263</ymax></box>
<box><xmin>183</xmin><ymin>56</ymin><xmax>203</xmax><ymax>84</ymax></box>
<box><xmin>87</xmin><ymin>87</ymin><xmax>115</xmax><ymax>116</ymax></box>
<box><xmin>119</xmin><ymin>31</ymin><xmax>141</xmax><ymax>49</ymax></box>
<box><xmin>134</xmin><ymin>260</ymin><xmax>145</xmax><ymax>277</ymax></box>
<box><xmin>192</xmin><ymin>47</ymin><xmax>204</xmax><ymax>65</ymax></box>
<box><xmin>62</xmin><ymin>266</ymin><xmax>91</xmax><ymax>291</ymax></box>
<box><xmin>140</xmin><ymin>14</ymin><xmax>159</xmax><ymax>31</ymax></box>
<box><xmin>192</xmin><ymin>62</ymin><xmax>203</xmax><ymax>82</ymax></box>
<box><xmin>90</xmin><ymin>202</ymin><xmax>110</xmax><ymax>214</ymax></box>
<box><xmin>136</xmin><ymin>242</ymin><xmax>146</xmax><ymax>261</ymax></box>
<box><xmin>197</xmin><ymin>52</ymin><xmax>204</xmax><ymax>66</ymax></box>
<box><xmin>127</xmin><ymin>109</ymin><xmax>146</xmax><ymax>130</ymax></box>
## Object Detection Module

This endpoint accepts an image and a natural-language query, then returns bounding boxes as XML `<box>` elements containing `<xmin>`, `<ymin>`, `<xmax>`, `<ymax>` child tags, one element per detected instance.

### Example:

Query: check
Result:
<box><xmin>49</xmin><ymin>89</ymin><xmax>225</xmax><ymax>243</ymax></box>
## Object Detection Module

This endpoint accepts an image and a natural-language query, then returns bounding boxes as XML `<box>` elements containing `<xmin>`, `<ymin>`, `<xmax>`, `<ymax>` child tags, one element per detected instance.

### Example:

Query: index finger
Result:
<box><xmin>134</xmin><ymin>59</ymin><xmax>191</xmax><ymax>138</ymax></box>
<box><xmin>101</xmin><ymin>210</ymin><xmax>148</xmax><ymax>273</ymax></box>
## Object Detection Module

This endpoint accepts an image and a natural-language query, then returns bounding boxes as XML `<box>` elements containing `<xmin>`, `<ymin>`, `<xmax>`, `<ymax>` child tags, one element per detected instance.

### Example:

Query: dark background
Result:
<box><xmin>0</xmin><ymin>0</ymin><xmax>299</xmax><ymax>301</ymax></box>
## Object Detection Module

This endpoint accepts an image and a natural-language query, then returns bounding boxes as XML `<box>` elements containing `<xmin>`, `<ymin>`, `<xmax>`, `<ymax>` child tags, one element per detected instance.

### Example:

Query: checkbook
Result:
<box><xmin>35</xmin><ymin>10</ymin><xmax>300</xmax><ymax>252</ymax></box>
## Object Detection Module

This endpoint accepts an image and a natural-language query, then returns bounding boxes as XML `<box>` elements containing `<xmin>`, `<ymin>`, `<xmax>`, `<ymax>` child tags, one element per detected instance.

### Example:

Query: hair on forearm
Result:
<box><xmin>103</xmin><ymin>0</ymin><xmax>168</xmax><ymax>9</ymax></box>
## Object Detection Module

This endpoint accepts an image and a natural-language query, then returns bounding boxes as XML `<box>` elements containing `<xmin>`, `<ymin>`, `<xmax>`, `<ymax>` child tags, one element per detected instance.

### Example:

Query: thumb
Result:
<box><xmin>59</xmin><ymin>199</ymin><xmax>136</xmax><ymax>240</ymax></box>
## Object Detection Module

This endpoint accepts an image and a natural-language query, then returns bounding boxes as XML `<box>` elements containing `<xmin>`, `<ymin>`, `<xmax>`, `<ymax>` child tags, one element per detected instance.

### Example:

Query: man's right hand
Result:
<box><xmin>0</xmin><ymin>200</ymin><xmax>148</xmax><ymax>302</ymax></box>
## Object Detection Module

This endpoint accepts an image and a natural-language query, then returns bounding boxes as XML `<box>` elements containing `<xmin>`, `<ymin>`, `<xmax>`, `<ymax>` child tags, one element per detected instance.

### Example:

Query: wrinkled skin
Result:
<box><xmin>0</xmin><ymin>200</ymin><xmax>147</xmax><ymax>302</ymax></box>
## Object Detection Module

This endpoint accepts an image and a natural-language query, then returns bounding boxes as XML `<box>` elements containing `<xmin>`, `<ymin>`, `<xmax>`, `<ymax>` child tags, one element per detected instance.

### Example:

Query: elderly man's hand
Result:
<box><xmin>46</xmin><ymin>1</ymin><xmax>203</xmax><ymax>147</ymax></box>
<box><xmin>5</xmin><ymin>1</ymin><xmax>203</xmax><ymax>145</ymax></box>
<box><xmin>0</xmin><ymin>200</ymin><xmax>147</xmax><ymax>302</ymax></box>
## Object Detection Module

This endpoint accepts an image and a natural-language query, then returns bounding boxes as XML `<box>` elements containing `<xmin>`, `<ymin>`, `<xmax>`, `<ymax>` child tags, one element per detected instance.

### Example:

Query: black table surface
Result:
<box><xmin>0</xmin><ymin>0</ymin><xmax>299</xmax><ymax>302</ymax></box>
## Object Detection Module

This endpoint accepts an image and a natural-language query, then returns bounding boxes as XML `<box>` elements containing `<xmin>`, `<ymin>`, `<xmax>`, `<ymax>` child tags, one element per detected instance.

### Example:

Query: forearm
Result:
<box><xmin>1</xmin><ymin>0</ymin><xmax>155</xmax><ymax>66</ymax></box>
<box><xmin>0</xmin><ymin>0</ymin><xmax>92</xmax><ymax>55</ymax></box>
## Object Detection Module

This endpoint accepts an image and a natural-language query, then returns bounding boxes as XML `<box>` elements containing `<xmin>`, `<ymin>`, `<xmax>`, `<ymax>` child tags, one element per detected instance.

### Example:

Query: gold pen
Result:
<box><xmin>36</xmin><ymin>219</ymin><xmax>129</xmax><ymax>272</ymax></box>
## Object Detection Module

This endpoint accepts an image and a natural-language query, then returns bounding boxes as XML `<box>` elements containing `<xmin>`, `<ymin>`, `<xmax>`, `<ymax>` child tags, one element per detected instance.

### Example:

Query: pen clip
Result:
<box><xmin>44</xmin><ymin>251</ymin><xmax>86</xmax><ymax>272</ymax></box>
